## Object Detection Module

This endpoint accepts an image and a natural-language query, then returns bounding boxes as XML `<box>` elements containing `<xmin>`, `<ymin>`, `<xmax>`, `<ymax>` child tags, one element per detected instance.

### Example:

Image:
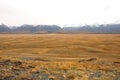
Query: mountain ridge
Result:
<box><xmin>0</xmin><ymin>24</ymin><xmax>120</xmax><ymax>33</ymax></box>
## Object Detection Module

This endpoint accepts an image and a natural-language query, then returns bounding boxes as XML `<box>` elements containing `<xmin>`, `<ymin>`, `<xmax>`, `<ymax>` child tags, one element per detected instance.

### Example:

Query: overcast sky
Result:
<box><xmin>0</xmin><ymin>0</ymin><xmax>120</xmax><ymax>27</ymax></box>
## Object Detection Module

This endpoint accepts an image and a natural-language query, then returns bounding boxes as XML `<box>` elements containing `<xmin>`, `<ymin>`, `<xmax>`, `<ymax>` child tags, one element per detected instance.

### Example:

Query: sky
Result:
<box><xmin>0</xmin><ymin>0</ymin><xmax>120</xmax><ymax>27</ymax></box>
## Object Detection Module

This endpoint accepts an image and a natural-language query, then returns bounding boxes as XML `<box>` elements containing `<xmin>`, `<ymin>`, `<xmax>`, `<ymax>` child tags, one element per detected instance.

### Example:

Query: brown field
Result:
<box><xmin>0</xmin><ymin>34</ymin><xmax>120</xmax><ymax>80</ymax></box>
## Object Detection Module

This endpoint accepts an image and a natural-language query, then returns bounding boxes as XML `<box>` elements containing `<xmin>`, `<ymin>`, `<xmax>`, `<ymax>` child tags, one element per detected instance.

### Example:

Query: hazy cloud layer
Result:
<box><xmin>0</xmin><ymin>0</ymin><xmax>120</xmax><ymax>26</ymax></box>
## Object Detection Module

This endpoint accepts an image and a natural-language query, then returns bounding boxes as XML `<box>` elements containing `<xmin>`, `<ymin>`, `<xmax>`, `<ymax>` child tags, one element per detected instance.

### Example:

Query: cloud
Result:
<box><xmin>0</xmin><ymin>0</ymin><xmax>120</xmax><ymax>26</ymax></box>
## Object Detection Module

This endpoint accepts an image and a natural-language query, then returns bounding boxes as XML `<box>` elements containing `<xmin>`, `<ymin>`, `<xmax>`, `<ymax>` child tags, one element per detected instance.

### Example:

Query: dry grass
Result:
<box><xmin>0</xmin><ymin>34</ymin><xmax>119</xmax><ymax>61</ymax></box>
<box><xmin>0</xmin><ymin>34</ymin><xmax>120</xmax><ymax>80</ymax></box>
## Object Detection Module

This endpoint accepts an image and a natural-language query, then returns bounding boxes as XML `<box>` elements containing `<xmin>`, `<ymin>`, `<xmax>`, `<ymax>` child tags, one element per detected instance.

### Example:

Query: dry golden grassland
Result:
<box><xmin>0</xmin><ymin>34</ymin><xmax>120</xmax><ymax>80</ymax></box>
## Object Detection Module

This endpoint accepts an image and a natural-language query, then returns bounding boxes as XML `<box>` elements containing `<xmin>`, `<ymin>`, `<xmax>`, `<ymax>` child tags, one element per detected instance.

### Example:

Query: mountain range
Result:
<box><xmin>0</xmin><ymin>23</ymin><xmax>120</xmax><ymax>33</ymax></box>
